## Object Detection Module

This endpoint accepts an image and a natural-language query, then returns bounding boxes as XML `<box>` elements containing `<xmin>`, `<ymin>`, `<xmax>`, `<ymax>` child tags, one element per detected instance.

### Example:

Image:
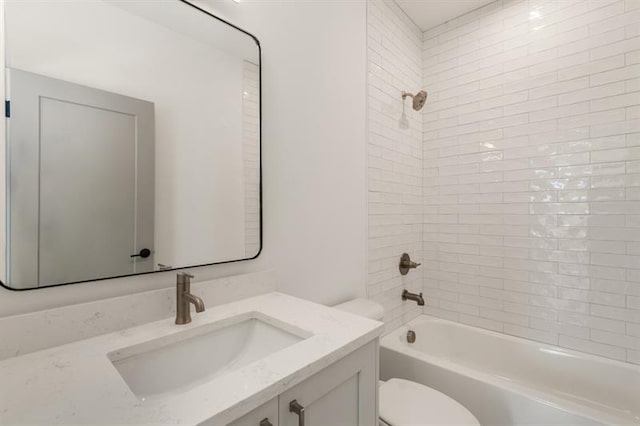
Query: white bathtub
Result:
<box><xmin>380</xmin><ymin>316</ymin><xmax>640</xmax><ymax>426</ymax></box>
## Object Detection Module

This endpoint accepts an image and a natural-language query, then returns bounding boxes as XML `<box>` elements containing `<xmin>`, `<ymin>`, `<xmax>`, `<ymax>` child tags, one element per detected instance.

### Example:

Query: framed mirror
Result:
<box><xmin>1</xmin><ymin>0</ymin><xmax>262</xmax><ymax>290</ymax></box>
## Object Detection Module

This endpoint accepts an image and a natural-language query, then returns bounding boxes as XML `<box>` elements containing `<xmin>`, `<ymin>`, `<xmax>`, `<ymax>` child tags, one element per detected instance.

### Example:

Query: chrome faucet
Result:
<box><xmin>402</xmin><ymin>289</ymin><xmax>425</xmax><ymax>306</ymax></box>
<box><xmin>175</xmin><ymin>272</ymin><xmax>205</xmax><ymax>325</ymax></box>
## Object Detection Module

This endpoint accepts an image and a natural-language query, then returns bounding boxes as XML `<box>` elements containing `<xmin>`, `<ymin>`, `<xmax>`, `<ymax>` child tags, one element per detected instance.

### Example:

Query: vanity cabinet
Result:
<box><xmin>228</xmin><ymin>399</ymin><xmax>278</xmax><ymax>426</ymax></box>
<box><xmin>228</xmin><ymin>341</ymin><xmax>378</xmax><ymax>426</ymax></box>
<box><xmin>0</xmin><ymin>291</ymin><xmax>383</xmax><ymax>425</ymax></box>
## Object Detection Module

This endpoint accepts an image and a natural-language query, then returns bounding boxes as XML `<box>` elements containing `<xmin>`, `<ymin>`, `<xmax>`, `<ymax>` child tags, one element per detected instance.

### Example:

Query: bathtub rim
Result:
<box><xmin>380</xmin><ymin>315</ymin><xmax>640</xmax><ymax>426</ymax></box>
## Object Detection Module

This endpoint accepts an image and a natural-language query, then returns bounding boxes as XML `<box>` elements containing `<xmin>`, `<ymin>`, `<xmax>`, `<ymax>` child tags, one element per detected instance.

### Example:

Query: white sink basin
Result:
<box><xmin>109</xmin><ymin>315</ymin><xmax>305</xmax><ymax>400</ymax></box>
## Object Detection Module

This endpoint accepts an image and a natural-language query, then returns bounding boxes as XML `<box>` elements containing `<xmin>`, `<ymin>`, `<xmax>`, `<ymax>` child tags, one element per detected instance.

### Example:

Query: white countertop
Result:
<box><xmin>0</xmin><ymin>292</ymin><xmax>383</xmax><ymax>425</ymax></box>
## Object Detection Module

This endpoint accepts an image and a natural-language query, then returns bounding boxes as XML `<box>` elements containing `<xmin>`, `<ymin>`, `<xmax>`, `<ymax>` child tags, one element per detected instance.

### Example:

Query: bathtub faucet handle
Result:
<box><xmin>399</xmin><ymin>253</ymin><xmax>421</xmax><ymax>275</ymax></box>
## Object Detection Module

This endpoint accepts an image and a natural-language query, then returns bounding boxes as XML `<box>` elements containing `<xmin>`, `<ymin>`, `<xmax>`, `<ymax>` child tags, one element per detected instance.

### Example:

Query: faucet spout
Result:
<box><xmin>402</xmin><ymin>289</ymin><xmax>425</xmax><ymax>306</ymax></box>
<box><xmin>183</xmin><ymin>293</ymin><xmax>205</xmax><ymax>313</ymax></box>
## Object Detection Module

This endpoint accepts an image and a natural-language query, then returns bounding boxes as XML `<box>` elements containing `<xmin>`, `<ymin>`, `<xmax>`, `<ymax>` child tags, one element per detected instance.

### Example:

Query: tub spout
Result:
<box><xmin>402</xmin><ymin>290</ymin><xmax>424</xmax><ymax>306</ymax></box>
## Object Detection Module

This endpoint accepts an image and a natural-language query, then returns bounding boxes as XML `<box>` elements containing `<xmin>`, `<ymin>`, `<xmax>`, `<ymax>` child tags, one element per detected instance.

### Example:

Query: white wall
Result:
<box><xmin>421</xmin><ymin>0</ymin><xmax>640</xmax><ymax>364</ymax></box>
<box><xmin>205</xmin><ymin>0</ymin><xmax>369</xmax><ymax>305</ymax></box>
<box><xmin>367</xmin><ymin>0</ymin><xmax>424</xmax><ymax>332</ymax></box>
<box><xmin>0</xmin><ymin>0</ymin><xmax>367</xmax><ymax>316</ymax></box>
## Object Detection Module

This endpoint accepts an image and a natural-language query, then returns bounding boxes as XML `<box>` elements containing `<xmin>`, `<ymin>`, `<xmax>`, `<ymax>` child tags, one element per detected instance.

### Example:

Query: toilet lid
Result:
<box><xmin>379</xmin><ymin>379</ymin><xmax>480</xmax><ymax>426</ymax></box>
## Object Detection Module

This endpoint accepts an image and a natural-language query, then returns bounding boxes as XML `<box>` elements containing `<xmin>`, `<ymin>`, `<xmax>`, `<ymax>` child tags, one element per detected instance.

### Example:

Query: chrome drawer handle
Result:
<box><xmin>289</xmin><ymin>399</ymin><xmax>305</xmax><ymax>426</ymax></box>
<box><xmin>259</xmin><ymin>418</ymin><xmax>273</xmax><ymax>426</ymax></box>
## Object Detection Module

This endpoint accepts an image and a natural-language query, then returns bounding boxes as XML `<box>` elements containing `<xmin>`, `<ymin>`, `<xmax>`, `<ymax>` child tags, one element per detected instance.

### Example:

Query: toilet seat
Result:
<box><xmin>379</xmin><ymin>379</ymin><xmax>480</xmax><ymax>426</ymax></box>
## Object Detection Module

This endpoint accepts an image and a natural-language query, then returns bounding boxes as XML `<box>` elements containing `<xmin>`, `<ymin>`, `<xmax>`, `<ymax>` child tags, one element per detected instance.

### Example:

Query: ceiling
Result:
<box><xmin>395</xmin><ymin>0</ymin><xmax>496</xmax><ymax>31</ymax></box>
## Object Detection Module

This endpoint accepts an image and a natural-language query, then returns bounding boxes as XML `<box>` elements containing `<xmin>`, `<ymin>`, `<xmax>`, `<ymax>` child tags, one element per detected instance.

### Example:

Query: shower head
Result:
<box><xmin>412</xmin><ymin>90</ymin><xmax>427</xmax><ymax>110</ymax></box>
<box><xmin>402</xmin><ymin>90</ymin><xmax>428</xmax><ymax>111</ymax></box>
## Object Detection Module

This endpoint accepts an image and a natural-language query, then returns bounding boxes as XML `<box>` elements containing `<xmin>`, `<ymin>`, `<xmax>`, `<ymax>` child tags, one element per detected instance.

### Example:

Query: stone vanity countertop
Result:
<box><xmin>0</xmin><ymin>292</ymin><xmax>383</xmax><ymax>425</ymax></box>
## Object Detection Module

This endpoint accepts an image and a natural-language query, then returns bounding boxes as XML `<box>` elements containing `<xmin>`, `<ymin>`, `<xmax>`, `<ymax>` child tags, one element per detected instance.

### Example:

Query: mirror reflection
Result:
<box><xmin>3</xmin><ymin>0</ymin><xmax>261</xmax><ymax>289</ymax></box>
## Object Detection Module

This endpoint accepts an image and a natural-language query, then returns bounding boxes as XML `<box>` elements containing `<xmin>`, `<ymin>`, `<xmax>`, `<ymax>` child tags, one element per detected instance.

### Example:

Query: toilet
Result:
<box><xmin>334</xmin><ymin>299</ymin><xmax>480</xmax><ymax>426</ymax></box>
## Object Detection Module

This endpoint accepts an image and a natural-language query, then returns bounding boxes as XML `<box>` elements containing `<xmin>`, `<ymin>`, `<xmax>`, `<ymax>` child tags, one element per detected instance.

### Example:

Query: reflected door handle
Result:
<box><xmin>259</xmin><ymin>419</ymin><xmax>273</xmax><ymax>426</ymax></box>
<box><xmin>289</xmin><ymin>400</ymin><xmax>305</xmax><ymax>426</ymax></box>
<box><xmin>130</xmin><ymin>248</ymin><xmax>151</xmax><ymax>258</ymax></box>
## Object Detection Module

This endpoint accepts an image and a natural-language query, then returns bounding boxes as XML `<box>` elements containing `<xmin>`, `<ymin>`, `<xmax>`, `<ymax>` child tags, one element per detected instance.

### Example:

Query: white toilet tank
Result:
<box><xmin>333</xmin><ymin>298</ymin><xmax>384</xmax><ymax>321</ymax></box>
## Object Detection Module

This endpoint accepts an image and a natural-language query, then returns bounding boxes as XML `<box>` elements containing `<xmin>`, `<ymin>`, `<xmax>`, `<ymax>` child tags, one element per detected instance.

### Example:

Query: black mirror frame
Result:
<box><xmin>0</xmin><ymin>0</ymin><xmax>263</xmax><ymax>291</ymax></box>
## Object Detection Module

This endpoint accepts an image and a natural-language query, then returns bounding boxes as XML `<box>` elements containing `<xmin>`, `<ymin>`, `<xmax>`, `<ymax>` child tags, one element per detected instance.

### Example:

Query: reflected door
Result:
<box><xmin>7</xmin><ymin>69</ymin><xmax>155</xmax><ymax>287</ymax></box>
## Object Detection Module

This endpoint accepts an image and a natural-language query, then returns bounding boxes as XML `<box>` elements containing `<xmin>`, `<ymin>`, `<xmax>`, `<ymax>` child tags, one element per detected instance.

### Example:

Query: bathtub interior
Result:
<box><xmin>380</xmin><ymin>347</ymin><xmax>606</xmax><ymax>426</ymax></box>
<box><xmin>381</xmin><ymin>316</ymin><xmax>640</xmax><ymax>425</ymax></box>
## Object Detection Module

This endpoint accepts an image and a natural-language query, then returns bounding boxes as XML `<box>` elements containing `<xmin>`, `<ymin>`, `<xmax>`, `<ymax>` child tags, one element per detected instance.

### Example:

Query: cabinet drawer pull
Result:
<box><xmin>289</xmin><ymin>399</ymin><xmax>305</xmax><ymax>426</ymax></box>
<box><xmin>259</xmin><ymin>418</ymin><xmax>273</xmax><ymax>426</ymax></box>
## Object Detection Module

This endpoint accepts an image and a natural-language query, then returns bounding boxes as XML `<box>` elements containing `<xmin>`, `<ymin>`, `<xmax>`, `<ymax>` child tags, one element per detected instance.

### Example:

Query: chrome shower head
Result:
<box><xmin>402</xmin><ymin>90</ymin><xmax>428</xmax><ymax>111</ymax></box>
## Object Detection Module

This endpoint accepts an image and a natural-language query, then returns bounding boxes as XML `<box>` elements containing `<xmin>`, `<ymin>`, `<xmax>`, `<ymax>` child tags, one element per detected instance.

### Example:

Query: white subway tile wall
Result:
<box><xmin>422</xmin><ymin>0</ymin><xmax>640</xmax><ymax>364</ymax></box>
<box><xmin>367</xmin><ymin>0</ymin><xmax>424</xmax><ymax>331</ymax></box>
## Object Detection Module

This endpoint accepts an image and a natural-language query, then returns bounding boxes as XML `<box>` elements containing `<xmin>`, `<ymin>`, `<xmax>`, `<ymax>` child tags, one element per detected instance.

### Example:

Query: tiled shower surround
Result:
<box><xmin>421</xmin><ymin>0</ymin><xmax>639</xmax><ymax>363</ymax></box>
<box><xmin>367</xmin><ymin>0</ymin><xmax>639</xmax><ymax>363</ymax></box>
<box><xmin>367</xmin><ymin>0</ymin><xmax>424</xmax><ymax>331</ymax></box>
